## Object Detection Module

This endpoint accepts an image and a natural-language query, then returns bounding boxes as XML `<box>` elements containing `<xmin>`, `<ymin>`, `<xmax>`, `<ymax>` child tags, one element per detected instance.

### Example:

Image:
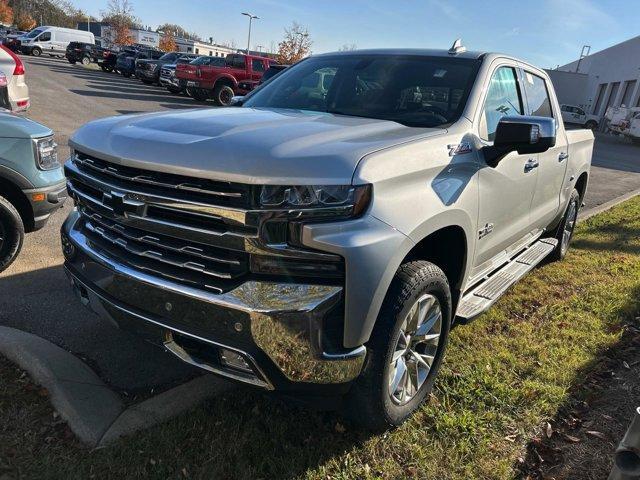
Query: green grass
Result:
<box><xmin>2</xmin><ymin>197</ymin><xmax>640</xmax><ymax>480</ymax></box>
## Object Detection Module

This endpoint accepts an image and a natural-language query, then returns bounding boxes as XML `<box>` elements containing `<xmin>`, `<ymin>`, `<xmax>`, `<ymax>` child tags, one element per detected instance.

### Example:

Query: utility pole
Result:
<box><xmin>241</xmin><ymin>12</ymin><xmax>259</xmax><ymax>55</ymax></box>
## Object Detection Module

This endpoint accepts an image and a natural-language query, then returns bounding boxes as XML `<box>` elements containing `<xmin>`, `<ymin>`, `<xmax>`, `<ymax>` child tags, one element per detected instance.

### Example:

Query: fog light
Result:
<box><xmin>219</xmin><ymin>348</ymin><xmax>252</xmax><ymax>373</ymax></box>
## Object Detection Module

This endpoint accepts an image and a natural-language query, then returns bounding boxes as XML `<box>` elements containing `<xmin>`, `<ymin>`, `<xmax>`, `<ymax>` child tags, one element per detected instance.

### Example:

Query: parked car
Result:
<box><xmin>560</xmin><ymin>104</ymin><xmax>599</xmax><ymax>130</ymax></box>
<box><xmin>0</xmin><ymin>71</ymin><xmax>10</xmax><ymax>109</ymax></box>
<box><xmin>167</xmin><ymin>56</ymin><xmax>225</xmax><ymax>95</ymax></box>
<box><xmin>18</xmin><ymin>26</ymin><xmax>94</xmax><ymax>58</ymax></box>
<box><xmin>62</xmin><ymin>44</ymin><xmax>594</xmax><ymax>429</ymax></box>
<box><xmin>97</xmin><ymin>49</ymin><xmax>119</xmax><ymax>73</ymax></box>
<box><xmin>135</xmin><ymin>51</ymin><xmax>199</xmax><ymax>85</ymax></box>
<box><xmin>0</xmin><ymin>111</ymin><xmax>66</xmax><ymax>272</ymax></box>
<box><xmin>117</xmin><ymin>47</ymin><xmax>163</xmax><ymax>78</ymax></box>
<box><xmin>65</xmin><ymin>42</ymin><xmax>106</xmax><ymax>66</ymax></box>
<box><xmin>0</xmin><ymin>45</ymin><xmax>29</xmax><ymax>112</ymax></box>
<box><xmin>1</xmin><ymin>31</ymin><xmax>26</xmax><ymax>52</ymax></box>
<box><xmin>176</xmin><ymin>53</ymin><xmax>275</xmax><ymax>105</ymax></box>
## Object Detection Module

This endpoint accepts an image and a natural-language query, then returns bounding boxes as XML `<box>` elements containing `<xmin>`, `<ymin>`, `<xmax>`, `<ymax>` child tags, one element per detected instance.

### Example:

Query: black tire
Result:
<box><xmin>31</xmin><ymin>47</ymin><xmax>42</xmax><ymax>57</ymax></box>
<box><xmin>188</xmin><ymin>88</ymin><xmax>209</xmax><ymax>102</ymax></box>
<box><xmin>0</xmin><ymin>194</ymin><xmax>25</xmax><ymax>273</ymax></box>
<box><xmin>68</xmin><ymin>59</ymin><xmax>76</xmax><ymax>65</ymax></box>
<box><xmin>585</xmin><ymin>120</ymin><xmax>598</xmax><ymax>130</ymax></box>
<box><xmin>141</xmin><ymin>79</ymin><xmax>153</xmax><ymax>85</ymax></box>
<box><xmin>81</xmin><ymin>56</ymin><xmax>91</xmax><ymax>66</ymax></box>
<box><xmin>167</xmin><ymin>86</ymin><xmax>182</xmax><ymax>95</ymax></box>
<box><xmin>346</xmin><ymin>260</ymin><xmax>452</xmax><ymax>430</ymax></box>
<box><xmin>547</xmin><ymin>189</ymin><xmax>580</xmax><ymax>262</ymax></box>
<box><xmin>212</xmin><ymin>84</ymin><xmax>235</xmax><ymax>106</ymax></box>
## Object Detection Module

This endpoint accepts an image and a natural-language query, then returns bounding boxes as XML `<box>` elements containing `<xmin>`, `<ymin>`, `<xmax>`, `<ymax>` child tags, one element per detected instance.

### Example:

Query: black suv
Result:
<box><xmin>135</xmin><ymin>51</ymin><xmax>199</xmax><ymax>85</ymax></box>
<box><xmin>66</xmin><ymin>42</ymin><xmax>104</xmax><ymax>66</ymax></box>
<box><xmin>117</xmin><ymin>47</ymin><xmax>163</xmax><ymax>78</ymax></box>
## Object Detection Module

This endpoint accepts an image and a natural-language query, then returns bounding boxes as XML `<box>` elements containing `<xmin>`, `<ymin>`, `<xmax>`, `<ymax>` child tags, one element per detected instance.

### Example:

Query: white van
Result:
<box><xmin>18</xmin><ymin>27</ymin><xmax>94</xmax><ymax>57</ymax></box>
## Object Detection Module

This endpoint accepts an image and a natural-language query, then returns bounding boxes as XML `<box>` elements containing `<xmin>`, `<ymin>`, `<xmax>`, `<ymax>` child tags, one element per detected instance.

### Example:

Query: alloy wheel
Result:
<box><xmin>388</xmin><ymin>293</ymin><xmax>442</xmax><ymax>406</ymax></box>
<box><xmin>561</xmin><ymin>199</ymin><xmax>578</xmax><ymax>255</ymax></box>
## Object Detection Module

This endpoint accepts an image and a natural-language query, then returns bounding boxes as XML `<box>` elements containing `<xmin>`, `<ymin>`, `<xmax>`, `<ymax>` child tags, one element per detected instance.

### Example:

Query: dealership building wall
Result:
<box><xmin>548</xmin><ymin>35</ymin><xmax>640</xmax><ymax>118</ymax></box>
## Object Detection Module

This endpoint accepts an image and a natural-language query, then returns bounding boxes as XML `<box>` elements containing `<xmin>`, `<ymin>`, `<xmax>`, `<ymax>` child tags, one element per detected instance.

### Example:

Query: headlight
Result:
<box><xmin>259</xmin><ymin>184</ymin><xmax>371</xmax><ymax>214</ymax></box>
<box><xmin>34</xmin><ymin>136</ymin><xmax>59</xmax><ymax>170</ymax></box>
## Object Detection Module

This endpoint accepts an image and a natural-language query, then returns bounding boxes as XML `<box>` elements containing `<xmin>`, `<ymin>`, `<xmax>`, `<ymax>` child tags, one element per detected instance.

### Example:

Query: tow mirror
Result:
<box><xmin>484</xmin><ymin>116</ymin><xmax>556</xmax><ymax>167</ymax></box>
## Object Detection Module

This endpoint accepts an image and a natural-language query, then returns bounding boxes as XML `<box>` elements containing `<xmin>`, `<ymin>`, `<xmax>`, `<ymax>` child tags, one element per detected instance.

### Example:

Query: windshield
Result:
<box><xmin>26</xmin><ymin>28</ymin><xmax>44</xmax><ymax>38</ymax></box>
<box><xmin>160</xmin><ymin>53</ymin><xmax>177</xmax><ymax>62</ymax></box>
<box><xmin>244</xmin><ymin>54</ymin><xmax>481</xmax><ymax>128</ymax></box>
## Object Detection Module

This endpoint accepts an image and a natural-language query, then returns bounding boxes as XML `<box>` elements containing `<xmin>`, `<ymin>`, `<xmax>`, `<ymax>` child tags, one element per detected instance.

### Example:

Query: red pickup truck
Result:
<box><xmin>176</xmin><ymin>53</ymin><xmax>276</xmax><ymax>105</ymax></box>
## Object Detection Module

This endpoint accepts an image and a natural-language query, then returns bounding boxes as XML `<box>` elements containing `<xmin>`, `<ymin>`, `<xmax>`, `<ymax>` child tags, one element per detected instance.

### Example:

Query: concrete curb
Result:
<box><xmin>0</xmin><ymin>326</ymin><xmax>124</xmax><ymax>446</ymax></box>
<box><xmin>579</xmin><ymin>188</ymin><xmax>640</xmax><ymax>222</ymax></box>
<box><xmin>0</xmin><ymin>327</ymin><xmax>232</xmax><ymax>447</ymax></box>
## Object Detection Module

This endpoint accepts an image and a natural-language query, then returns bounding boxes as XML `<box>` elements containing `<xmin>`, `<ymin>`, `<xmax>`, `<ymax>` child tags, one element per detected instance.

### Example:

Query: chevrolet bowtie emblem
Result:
<box><xmin>102</xmin><ymin>191</ymin><xmax>146</xmax><ymax>217</ymax></box>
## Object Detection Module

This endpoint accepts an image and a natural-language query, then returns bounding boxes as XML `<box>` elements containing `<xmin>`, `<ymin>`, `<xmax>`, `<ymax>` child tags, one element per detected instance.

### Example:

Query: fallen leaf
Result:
<box><xmin>623</xmin><ymin>361</ymin><xmax>630</xmax><ymax>369</ymax></box>
<box><xmin>545</xmin><ymin>422</ymin><xmax>553</xmax><ymax>438</ymax></box>
<box><xmin>505</xmin><ymin>434</ymin><xmax>517</xmax><ymax>442</ymax></box>
<box><xmin>335</xmin><ymin>422</ymin><xmax>346</xmax><ymax>433</ymax></box>
<box><xmin>564</xmin><ymin>434</ymin><xmax>581</xmax><ymax>443</ymax></box>
<box><xmin>586</xmin><ymin>430</ymin><xmax>607</xmax><ymax>440</ymax></box>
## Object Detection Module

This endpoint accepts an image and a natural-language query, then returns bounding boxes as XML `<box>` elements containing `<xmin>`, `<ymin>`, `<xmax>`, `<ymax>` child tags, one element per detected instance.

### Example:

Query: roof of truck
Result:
<box><xmin>316</xmin><ymin>48</ymin><xmax>486</xmax><ymax>59</ymax></box>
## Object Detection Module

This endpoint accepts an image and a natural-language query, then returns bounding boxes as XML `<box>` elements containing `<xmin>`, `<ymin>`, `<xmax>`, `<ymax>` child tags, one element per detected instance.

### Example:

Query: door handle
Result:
<box><xmin>524</xmin><ymin>158</ymin><xmax>539</xmax><ymax>172</ymax></box>
<box><xmin>558</xmin><ymin>152</ymin><xmax>569</xmax><ymax>162</ymax></box>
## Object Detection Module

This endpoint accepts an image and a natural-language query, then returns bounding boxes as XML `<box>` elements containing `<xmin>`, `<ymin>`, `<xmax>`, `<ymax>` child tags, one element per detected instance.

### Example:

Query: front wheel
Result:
<box><xmin>0</xmin><ymin>194</ymin><xmax>25</xmax><ymax>273</ymax></box>
<box><xmin>346</xmin><ymin>260</ymin><xmax>451</xmax><ymax>430</ymax></box>
<box><xmin>212</xmin><ymin>84</ymin><xmax>235</xmax><ymax>106</ymax></box>
<box><xmin>68</xmin><ymin>59</ymin><xmax>76</xmax><ymax>64</ymax></box>
<box><xmin>585</xmin><ymin>120</ymin><xmax>598</xmax><ymax>130</ymax></box>
<box><xmin>547</xmin><ymin>189</ymin><xmax>580</xmax><ymax>262</ymax></box>
<box><xmin>31</xmin><ymin>47</ymin><xmax>42</xmax><ymax>57</ymax></box>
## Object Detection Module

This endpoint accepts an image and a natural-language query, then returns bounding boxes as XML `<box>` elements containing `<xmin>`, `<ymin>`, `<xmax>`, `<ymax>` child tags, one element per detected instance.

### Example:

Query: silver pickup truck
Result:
<box><xmin>61</xmin><ymin>44</ymin><xmax>593</xmax><ymax>429</ymax></box>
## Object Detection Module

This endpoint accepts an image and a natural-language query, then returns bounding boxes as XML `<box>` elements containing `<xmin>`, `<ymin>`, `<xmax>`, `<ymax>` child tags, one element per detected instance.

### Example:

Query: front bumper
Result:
<box><xmin>61</xmin><ymin>211</ymin><xmax>366</xmax><ymax>390</ymax></box>
<box><xmin>136</xmin><ymin>69</ymin><xmax>158</xmax><ymax>81</ymax></box>
<box><xmin>160</xmin><ymin>75</ymin><xmax>179</xmax><ymax>88</ymax></box>
<box><xmin>24</xmin><ymin>180</ymin><xmax>67</xmax><ymax>230</ymax></box>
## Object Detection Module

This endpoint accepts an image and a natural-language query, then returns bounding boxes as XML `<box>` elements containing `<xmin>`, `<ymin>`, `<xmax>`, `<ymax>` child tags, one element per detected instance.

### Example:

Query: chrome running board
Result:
<box><xmin>456</xmin><ymin>238</ymin><xmax>558</xmax><ymax>322</ymax></box>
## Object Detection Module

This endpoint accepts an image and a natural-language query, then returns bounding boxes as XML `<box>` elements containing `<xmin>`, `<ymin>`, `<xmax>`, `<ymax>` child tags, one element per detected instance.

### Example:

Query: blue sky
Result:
<box><xmin>69</xmin><ymin>0</ymin><xmax>638</xmax><ymax>68</ymax></box>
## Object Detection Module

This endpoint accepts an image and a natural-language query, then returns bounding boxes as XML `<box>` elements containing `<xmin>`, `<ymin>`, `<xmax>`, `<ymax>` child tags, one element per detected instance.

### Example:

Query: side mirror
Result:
<box><xmin>484</xmin><ymin>116</ymin><xmax>556</xmax><ymax>167</ymax></box>
<box><xmin>229</xmin><ymin>95</ymin><xmax>244</xmax><ymax>107</ymax></box>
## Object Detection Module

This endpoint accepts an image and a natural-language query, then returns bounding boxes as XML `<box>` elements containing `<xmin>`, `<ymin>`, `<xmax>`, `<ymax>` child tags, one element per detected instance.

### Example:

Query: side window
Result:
<box><xmin>576</xmin><ymin>108</ymin><xmax>585</xmax><ymax>116</ymax></box>
<box><xmin>480</xmin><ymin>66</ymin><xmax>524</xmax><ymax>141</ymax></box>
<box><xmin>522</xmin><ymin>72</ymin><xmax>553</xmax><ymax>118</ymax></box>
<box><xmin>252</xmin><ymin>58</ymin><xmax>266</xmax><ymax>72</ymax></box>
<box><xmin>39</xmin><ymin>32</ymin><xmax>51</xmax><ymax>41</ymax></box>
<box><xmin>560</xmin><ymin>105</ymin><xmax>569</xmax><ymax>112</ymax></box>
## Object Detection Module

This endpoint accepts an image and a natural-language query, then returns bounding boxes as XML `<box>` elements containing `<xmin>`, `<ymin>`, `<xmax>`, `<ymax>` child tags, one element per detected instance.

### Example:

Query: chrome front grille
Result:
<box><xmin>66</xmin><ymin>152</ymin><xmax>256</xmax><ymax>293</ymax></box>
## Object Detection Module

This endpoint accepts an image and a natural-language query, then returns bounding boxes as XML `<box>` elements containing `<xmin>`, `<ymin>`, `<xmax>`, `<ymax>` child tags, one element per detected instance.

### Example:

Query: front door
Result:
<box><xmin>474</xmin><ymin>65</ymin><xmax>540</xmax><ymax>269</ymax></box>
<box><xmin>521</xmin><ymin>70</ymin><xmax>569</xmax><ymax>229</ymax></box>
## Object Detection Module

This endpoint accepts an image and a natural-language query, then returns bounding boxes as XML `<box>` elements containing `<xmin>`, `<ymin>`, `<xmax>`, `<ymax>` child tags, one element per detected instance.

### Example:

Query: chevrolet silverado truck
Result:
<box><xmin>0</xmin><ymin>110</ymin><xmax>66</xmax><ymax>272</ymax></box>
<box><xmin>61</xmin><ymin>43</ymin><xmax>593</xmax><ymax>429</ymax></box>
<box><xmin>175</xmin><ymin>52</ymin><xmax>275</xmax><ymax>105</ymax></box>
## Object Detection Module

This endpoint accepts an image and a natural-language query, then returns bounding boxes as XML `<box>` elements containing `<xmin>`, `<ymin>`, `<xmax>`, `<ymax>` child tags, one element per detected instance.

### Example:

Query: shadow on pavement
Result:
<box><xmin>0</xmin><ymin>264</ymin><xmax>200</xmax><ymax>399</ymax></box>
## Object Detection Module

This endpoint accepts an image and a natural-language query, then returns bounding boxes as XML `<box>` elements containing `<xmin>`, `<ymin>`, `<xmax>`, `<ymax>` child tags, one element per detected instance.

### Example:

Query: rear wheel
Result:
<box><xmin>585</xmin><ymin>120</ymin><xmax>598</xmax><ymax>130</ymax></box>
<box><xmin>0</xmin><ymin>195</ymin><xmax>25</xmax><ymax>273</ymax></box>
<box><xmin>81</xmin><ymin>56</ymin><xmax>91</xmax><ymax>66</ymax></box>
<box><xmin>547</xmin><ymin>189</ymin><xmax>580</xmax><ymax>262</ymax></box>
<box><xmin>346</xmin><ymin>261</ymin><xmax>451</xmax><ymax>430</ymax></box>
<box><xmin>31</xmin><ymin>47</ymin><xmax>42</xmax><ymax>57</ymax></box>
<box><xmin>212</xmin><ymin>84</ymin><xmax>235</xmax><ymax>106</ymax></box>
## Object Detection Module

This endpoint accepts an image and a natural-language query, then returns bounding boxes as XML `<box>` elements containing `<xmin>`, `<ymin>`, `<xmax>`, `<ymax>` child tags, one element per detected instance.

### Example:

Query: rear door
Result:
<box><xmin>520</xmin><ymin>69</ymin><xmax>569</xmax><ymax>229</ymax></box>
<box><xmin>251</xmin><ymin>58</ymin><xmax>267</xmax><ymax>81</ymax></box>
<box><xmin>474</xmin><ymin>64</ymin><xmax>540</xmax><ymax>269</ymax></box>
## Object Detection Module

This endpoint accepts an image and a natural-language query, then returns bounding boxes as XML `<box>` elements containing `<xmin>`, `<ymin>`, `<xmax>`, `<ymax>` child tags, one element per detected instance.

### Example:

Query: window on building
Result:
<box><xmin>479</xmin><ymin>66</ymin><xmax>524</xmax><ymax>141</ymax></box>
<box><xmin>195</xmin><ymin>48</ymin><xmax>199</xmax><ymax>54</ymax></box>
<box><xmin>522</xmin><ymin>71</ymin><xmax>553</xmax><ymax>118</ymax></box>
<box><xmin>592</xmin><ymin>83</ymin><xmax>607</xmax><ymax>115</ymax></box>
<box><xmin>605</xmin><ymin>82</ymin><xmax>620</xmax><ymax>110</ymax></box>
<box><xmin>621</xmin><ymin>80</ymin><xmax>637</xmax><ymax>107</ymax></box>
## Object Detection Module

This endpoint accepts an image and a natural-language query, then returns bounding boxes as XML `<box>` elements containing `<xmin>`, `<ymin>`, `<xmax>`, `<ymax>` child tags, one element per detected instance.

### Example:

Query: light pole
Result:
<box><xmin>241</xmin><ymin>12</ymin><xmax>259</xmax><ymax>54</ymax></box>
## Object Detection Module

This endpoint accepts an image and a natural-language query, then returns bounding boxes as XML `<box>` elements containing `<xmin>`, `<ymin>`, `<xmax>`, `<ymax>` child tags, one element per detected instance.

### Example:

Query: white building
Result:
<box><xmin>174</xmin><ymin>37</ymin><xmax>233</xmax><ymax>57</ymax></box>
<box><xmin>546</xmin><ymin>35</ymin><xmax>640</xmax><ymax>118</ymax></box>
<box><xmin>97</xmin><ymin>25</ymin><xmax>160</xmax><ymax>49</ymax></box>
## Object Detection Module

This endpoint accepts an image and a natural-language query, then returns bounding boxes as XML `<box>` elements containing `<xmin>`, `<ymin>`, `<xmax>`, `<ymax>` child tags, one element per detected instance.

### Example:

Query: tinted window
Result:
<box><xmin>39</xmin><ymin>32</ymin><xmax>51</xmax><ymax>41</ymax></box>
<box><xmin>523</xmin><ymin>71</ymin><xmax>553</xmax><ymax>118</ymax></box>
<box><xmin>225</xmin><ymin>55</ymin><xmax>246</xmax><ymax>69</ymax></box>
<box><xmin>245</xmin><ymin>55</ymin><xmax>480</xmax><ymax>128</ymax></box>
<box><xmin>252</xmin><ymin>58</ymin><xmax>265</xmax><ymax>72</ymax></box>
<box><xmin>160</xmin><ymin>52</ymin><xmax>178</xmax><ymax>62</ymax></box>
<box><xmin>480</xmin><ymin>67</ymin><xmax>523</xmax><ymax>141</ymax></box>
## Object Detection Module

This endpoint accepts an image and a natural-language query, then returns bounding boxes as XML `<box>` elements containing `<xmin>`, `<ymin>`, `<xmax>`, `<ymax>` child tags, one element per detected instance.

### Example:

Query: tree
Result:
<box><xmin>101</xmin><ymin>0</ymin><xmax>137</xmax><ymax>46</ymax></box>
<box><xmin>0</xmin><ymin>0</ymin><xmax>13</xmax><ymax>25</ymax></box>
<box><xmin>16</xmin><ymin>12</ymin><xmax>36</xmax><ymax>30</ymax></box>
<box><xmin>158</xmin><ymin>32</ymin><xmax>176</xmax><ymax>52</ymax></box>
<box><xmin>276</xmin><ymin>22</ymin><xmax>312</xmax><ymax>64</ymax></box>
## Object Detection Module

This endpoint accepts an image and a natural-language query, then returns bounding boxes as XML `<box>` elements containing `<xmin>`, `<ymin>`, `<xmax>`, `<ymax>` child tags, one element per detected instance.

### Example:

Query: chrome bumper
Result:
<box><xmin>61</xmin><ymin>211</ymin><xmax>366</xmax><ymax>388</ymax></box>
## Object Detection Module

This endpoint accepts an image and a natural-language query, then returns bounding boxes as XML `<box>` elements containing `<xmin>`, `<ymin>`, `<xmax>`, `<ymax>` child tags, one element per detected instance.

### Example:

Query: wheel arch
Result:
<box><xmin>575</xmin><ymin>171</ymin><xmax>589</xmax><ymax>204</ymax></box>
<box><xmin>0</xmin><ymin>175</ymin><xmax>33</xmax><ymax>231</ymax></box>
<box><xmin>213</xmin><ymin>74</ymin><xmax>237</xmax><ymax>90</ymax></box>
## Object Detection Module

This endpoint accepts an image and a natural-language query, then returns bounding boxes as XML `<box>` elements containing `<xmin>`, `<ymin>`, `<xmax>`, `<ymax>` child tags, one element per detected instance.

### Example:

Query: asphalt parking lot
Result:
<box><xmin>1</xmin><ymin>54</ymin><xmax>639</xmax><ymax>396</ymax></box>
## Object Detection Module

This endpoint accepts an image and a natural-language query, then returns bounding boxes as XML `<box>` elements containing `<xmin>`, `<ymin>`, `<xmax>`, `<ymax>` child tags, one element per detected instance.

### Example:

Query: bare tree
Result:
<box><xmin>277</xmin><ymin>22</ymin><xmax>312</xmax><ymax>64</ymax></box>
<box><xmin>339</xmin><ymin>43</ymin><xmax>357</xmax><ymax>51</ymax></box>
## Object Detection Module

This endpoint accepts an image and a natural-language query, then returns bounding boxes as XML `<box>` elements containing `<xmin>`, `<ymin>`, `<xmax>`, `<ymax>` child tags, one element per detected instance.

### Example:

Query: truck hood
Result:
<box><xmin>0</xmin><ymin>111</ymin><xmax>52</xmax><ymax>139</ymax></box>
<box><xmin>69</xmin><ymin>108</ymin><xmax>443</xmax><ymax>185</ymax></box>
